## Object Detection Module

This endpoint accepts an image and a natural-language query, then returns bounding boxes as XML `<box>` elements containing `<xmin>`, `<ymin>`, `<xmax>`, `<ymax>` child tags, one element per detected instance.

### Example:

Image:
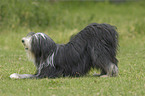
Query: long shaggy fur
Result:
<box><xmin>10</xmin><ymin>23</ymin><xmax>119</xmax><ymax>79</ymax></box>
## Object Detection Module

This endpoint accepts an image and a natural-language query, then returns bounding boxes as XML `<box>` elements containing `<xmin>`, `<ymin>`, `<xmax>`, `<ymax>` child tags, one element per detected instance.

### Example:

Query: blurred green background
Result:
<box><xmin>0</xmin><ymin>0</ymin><xmax>145</xmax><ymax>96</ymax></box>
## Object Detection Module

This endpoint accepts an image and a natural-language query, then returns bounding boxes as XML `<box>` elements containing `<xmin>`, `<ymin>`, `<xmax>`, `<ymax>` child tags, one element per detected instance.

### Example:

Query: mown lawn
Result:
<box><xmin>0</xmin><ymin>1</ymin><xmax>145</xmax><ymax>96</ymax></box>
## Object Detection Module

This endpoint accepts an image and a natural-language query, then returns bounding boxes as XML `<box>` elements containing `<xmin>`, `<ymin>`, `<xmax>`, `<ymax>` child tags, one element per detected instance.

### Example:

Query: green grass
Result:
<box><xmin>0</xmin><ymin>1</ymin><xmax>145</xmax><ymax>96</ymax></box>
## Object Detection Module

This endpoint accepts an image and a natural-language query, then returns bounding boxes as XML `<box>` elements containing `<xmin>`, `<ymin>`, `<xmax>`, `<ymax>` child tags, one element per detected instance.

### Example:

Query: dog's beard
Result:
<box><xmin>26</xmin><ymin>50</ymin><xmax>35</xmax><ymax>63</ymax></box>
<box><xmin>22</xmin><ymin>35</ymin><xmax>35</xmax><ymax>63</ymax></box>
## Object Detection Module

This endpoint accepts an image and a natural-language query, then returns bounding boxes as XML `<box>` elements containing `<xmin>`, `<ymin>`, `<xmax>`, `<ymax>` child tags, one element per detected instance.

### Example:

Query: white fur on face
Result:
<box><xmin>22</xmin><ymin>36</ymin><xmax>32</xmax><ymax>50</ymax></box>
<box><xmin>22</xmin><ymin>36</ymin><xmax>35</xmax><ymax>63</ymax></box>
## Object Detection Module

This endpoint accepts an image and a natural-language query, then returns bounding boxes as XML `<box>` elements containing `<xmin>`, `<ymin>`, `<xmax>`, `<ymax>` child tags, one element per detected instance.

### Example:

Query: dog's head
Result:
<box><xmin>22</xmin><ymin>32</ymin><xmax>35</xmax><ymax>51</ymax></box>
<box><xmin>22</xmin><ymin>32</ymin><xmax>57</xmax><ymax>67</ymax></box>
<box><xmin>22</xmin><ymin>32</ymin><xmax>36</xmax><ymax>63</ymax></box>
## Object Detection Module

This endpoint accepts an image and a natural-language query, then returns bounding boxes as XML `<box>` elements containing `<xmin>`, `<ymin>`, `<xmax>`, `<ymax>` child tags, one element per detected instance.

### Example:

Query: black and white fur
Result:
<box><xmin>10</xmin><ymin>23</ymin><xmax>119</xmax><ymax>79</ymax></box>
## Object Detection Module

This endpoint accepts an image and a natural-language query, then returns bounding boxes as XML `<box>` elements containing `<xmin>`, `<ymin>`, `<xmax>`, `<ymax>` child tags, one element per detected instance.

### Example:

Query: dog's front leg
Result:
<box><xmin>10</xmin><ymin>73</ymin><xmax>36</xmax><ymax>79</ymax></box>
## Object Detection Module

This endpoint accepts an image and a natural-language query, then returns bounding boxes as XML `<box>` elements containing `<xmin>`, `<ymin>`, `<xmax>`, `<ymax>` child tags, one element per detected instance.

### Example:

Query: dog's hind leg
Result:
<box><xmin>93</xmin><ymin>62</ymin><xmax>118</xmax><ymax>77</ymax></box>
<box><xmin>100</xmin><ymin>62</ymin><xmax>118</xmax><ymax>77</ymax></box>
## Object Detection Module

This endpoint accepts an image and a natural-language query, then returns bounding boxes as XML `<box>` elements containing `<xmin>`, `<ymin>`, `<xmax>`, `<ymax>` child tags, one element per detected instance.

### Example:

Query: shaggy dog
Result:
<box><xmin>10</xmin><ymin>23</ymin><xmax>119</xmax><ymax>79</ymax></box>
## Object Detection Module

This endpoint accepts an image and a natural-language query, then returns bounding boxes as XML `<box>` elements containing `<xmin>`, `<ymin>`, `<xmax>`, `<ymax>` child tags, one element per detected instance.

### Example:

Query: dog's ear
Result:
<box><xmin>27</xmin><ymin>32</ymin><xmax>35</xmax><ymax>36</ymax></box>
<box><xmin>31</xmin><ymin>33</ymin><xmax>56</xmax><ymax>61</ymax></box>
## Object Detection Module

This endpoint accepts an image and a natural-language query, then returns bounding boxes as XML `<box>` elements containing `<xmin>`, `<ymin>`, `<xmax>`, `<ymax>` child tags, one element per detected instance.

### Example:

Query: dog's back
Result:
<box><xmin>58</xmin><ymin>23</ymin><xmax>119</xmax><ymax>77</ymax></box>
<box><xmin>86</xmin><ymin>23</ymin><xmax>119</xmax><ymax>76</ymax></box>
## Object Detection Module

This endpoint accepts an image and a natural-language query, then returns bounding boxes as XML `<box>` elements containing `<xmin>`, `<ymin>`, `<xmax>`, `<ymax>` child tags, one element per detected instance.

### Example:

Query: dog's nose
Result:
<box><xmin>22</xmin><ymin>40</ymin><xmax>25</xmax><ymax>43</ymax></box>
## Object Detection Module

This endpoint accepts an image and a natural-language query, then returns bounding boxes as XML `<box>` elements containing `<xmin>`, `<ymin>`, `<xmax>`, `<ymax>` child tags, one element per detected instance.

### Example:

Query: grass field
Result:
<box><xmin>0</xmin><ymin>0</ymin><xmax>145</xmax><ymax>96</ymax></box>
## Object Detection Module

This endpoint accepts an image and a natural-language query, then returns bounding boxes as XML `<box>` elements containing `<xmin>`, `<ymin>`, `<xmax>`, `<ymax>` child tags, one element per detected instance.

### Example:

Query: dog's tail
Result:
<box><xmin>88</xmin><ymin>23</ymin><xmax>119</xmax><ymax>65</ymax></box>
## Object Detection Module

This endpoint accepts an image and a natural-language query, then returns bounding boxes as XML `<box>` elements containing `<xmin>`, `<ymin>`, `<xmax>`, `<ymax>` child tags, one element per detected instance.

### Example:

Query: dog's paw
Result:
<box><xmin>10</xmin><ymin>73</ymin><xmax>20</xmax><ymax>79</ymax></box>
<box><xmin>93</xmin><ymin>73</ymin><xmax>101</xmax><ymax>77</ymax></box>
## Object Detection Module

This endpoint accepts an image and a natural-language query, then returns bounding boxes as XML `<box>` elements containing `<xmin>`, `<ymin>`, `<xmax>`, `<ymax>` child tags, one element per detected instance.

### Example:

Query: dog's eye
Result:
<box><xmin>22</xmin><ymin>40</ymin><xmax>25</xmax><ymax>43</ymax></box>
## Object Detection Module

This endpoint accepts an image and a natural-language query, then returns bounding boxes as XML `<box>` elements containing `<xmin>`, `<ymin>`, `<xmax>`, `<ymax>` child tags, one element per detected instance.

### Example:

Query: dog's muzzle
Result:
<box><xmin>22</xmin><ymin>39</ymin><xmax>28</xmax><ymax>50</ymax></box>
